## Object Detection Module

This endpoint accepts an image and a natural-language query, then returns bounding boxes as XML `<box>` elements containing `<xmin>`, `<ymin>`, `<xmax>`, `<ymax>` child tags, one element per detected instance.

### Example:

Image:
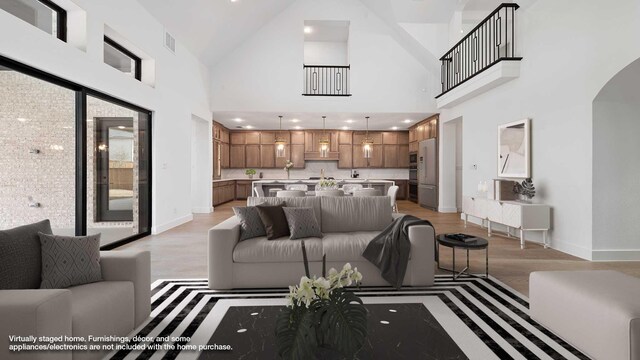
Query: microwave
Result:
<box><xmin>409</xmin><ymin>153</ymin><xmax>418</xmax><ymax>165</ymax></box>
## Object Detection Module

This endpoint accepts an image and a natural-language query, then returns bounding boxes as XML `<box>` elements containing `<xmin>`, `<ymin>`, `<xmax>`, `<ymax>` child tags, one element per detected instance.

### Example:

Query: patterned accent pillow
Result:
<box><xmin>39</xmin><ymin>233</ymin><xmax>102</xmax><ymax>289</ymax></box>
<box><xmin>234</xmin><ymin>206</ymin><xmax>267</xmax><ymax>241</ymax></box>
<box><xmin>283</xmin><ymin>207</ymin><xmax>323</xmax><ymax>240</ymax></box>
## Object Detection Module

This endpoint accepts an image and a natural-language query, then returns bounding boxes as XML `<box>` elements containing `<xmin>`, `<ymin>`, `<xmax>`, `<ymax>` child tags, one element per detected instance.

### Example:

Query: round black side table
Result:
<box><xmin>436</xmin><ymin>234</ymin><xmax>489</xmax><ymax>280</ymax></box>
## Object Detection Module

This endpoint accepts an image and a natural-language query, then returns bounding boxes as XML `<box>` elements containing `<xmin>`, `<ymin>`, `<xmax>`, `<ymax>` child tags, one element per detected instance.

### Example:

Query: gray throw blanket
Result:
<box><xmin>362</xmin><ymin>215</ymin><xmax>434</xmax><ymax>289</ymax></box>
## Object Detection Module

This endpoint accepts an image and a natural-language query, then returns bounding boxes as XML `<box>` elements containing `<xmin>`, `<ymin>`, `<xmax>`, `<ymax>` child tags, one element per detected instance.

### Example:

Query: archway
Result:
<box><xmin>592</xmin><ymin>57</ymin><xmax>640</xmax><ymax>260</ymax></box>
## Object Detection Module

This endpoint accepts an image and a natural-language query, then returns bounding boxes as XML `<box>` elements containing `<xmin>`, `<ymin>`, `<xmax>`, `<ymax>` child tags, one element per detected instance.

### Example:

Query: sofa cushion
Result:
<box><xmin>233</xmin><ymin>236</ymin><xmax>323</xmax><ymax>263</ymax></box>
<box><xmin>0</xmin><ymin>219</ymin><xmax>52</xmax><ymax>289</ymax></box>
<box><xmin>283</xmin><ymin>207</ymin><xmax>322</xmax><ymax>240</ymax></box>
<box><xmin>39</xmin><ymin>233</ymin><xmax>102</xmax><ymax>289</ymax></box>
<box><xmin>69</xmin><ymin>281</ymin><xmax>134</xmax><ymax>354</ymax></box>
<box><xmin>248</xmin><ymin>197</ymin><xmax>321</xmax><ymax>225</ymax></box>
<box><xmin>322</xmin><ymin>232</ymin><xmax>380</xmax><ymax>262</ymax></box>
<box><xmin>320</xmin><ymin>196</ymin><xmax>392</xmax><ymax>233</ymax></box>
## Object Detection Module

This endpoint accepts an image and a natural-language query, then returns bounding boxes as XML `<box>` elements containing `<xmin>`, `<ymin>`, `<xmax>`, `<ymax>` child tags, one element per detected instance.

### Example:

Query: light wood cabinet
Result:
<box><xmin>382</xmin><ymin>132</ymin><xmax>398</xmax><ymax>145</ymax></box>
<box><xmin>383</xmin><ymin>145</ymin><xmax>399</xmax><ymax>168</ymax></box>
<box><xmin>398</xmin><ymin>144</ymin><xmax>409</xmax><ymax>168</ymax></box>
<box><xmin>213</xmin><ymin>180</ymin><xmax>236</xmax><ymax>206</ymax></box>
<box><xmin>235</xmin><ymin>180</ymin><xmax>252</xmax><ymax>200</ymax></box>
<box><xmin>338</xmin><ymin>144</ymin><xmax>352</xmax><ymax>168</ymax></box>
<box><xmin>260</xmin><ymin>132</ymin><xmax>275</xmax><ymax>144</ymax></box>
<box><xmin>398</xmin><ymin>132</ymin><xmax>409</xmax><ymax>145</ymax></box>
<box><xmin>213</xmin><ymin>141</ymin><xmax>221</xmax><ymax>179</ymax></box>
<box><xmin>230</xmin><ymin>145</ymin><xmax>245</xmax><ymax>168</ymax></box>
<box><xmin>369</xmin><ymin>145</ymin><xmax>384</xmax><ymax>168</ymax></box>
<box><xmin>409</xmin><ymin>142</ymin><xmax>418</xmax><ymax>153</ymax></box>
<box><xmin>291</xmin><ymin>131</ymin><xmax>305</xmax><ymax>145</ymax></box>
<box><xmin>352</xmin><ymin>145</ymin><xmax>367</xmax><ymax>168</ymax></box>
<box><xmin>260</xmin><ymin>144</ymin><xmax>275</xmax><ymax>168</ymax></box>
<box><xmin>290</xmin><ymin>144</ymin><xmax>305</xmax><ymax>168</ymax></box>
<box><xmin>246</xmin><ymin>131</ymin><xmax>260</xmax><ymax>144</ymax></box>
<box><xmin>221</xmin><ymin>143</ymin><xmax>230</xmax><ymax>168</ymax></box>
<box><xmin>230</xmin><ymin>132</ymin><xmax>245</xmax><ymax>145</ymax></box>
<box><xmin>339</xmin><ymin>131</ymin><xmax>352</xmax><ymax>144</ymax></box>
<box><xmin>245</xmin><ymin>145</ymin><xmax>260</xmax><ymax>168</ymax></box>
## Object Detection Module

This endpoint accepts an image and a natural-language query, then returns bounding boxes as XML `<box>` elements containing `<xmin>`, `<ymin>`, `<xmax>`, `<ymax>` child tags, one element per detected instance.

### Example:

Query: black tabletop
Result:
<box><xmin>437</xmin><ymin>234</ymin><xmax>488</xmax><ymax>249</ymax></box>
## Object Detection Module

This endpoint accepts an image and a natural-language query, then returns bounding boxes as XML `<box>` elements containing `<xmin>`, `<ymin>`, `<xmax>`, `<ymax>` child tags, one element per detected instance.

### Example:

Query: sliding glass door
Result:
<box><xmin>0</xmin><ymin>56</ymin><xmax>152</xmax><ymax>248</ymax></box>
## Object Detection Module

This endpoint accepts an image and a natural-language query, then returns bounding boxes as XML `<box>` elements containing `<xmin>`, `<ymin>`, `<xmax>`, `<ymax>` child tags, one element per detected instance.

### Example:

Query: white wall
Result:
<box><xmin>210</xmin><ymin>0</ymin><xmax>437</xmax><ymax>114</ymax></box>
<box><xmin>304</xmin><ymin>41</ymin><xmax>348</xmax><ymax>65</ymax></box>
<box><xmin>439</xmin><ymin>0</ymin><xmax>640</xmax><ymax>260</ymax></box>
<box><xmin>592</xmin><ymin>58</ymin><xmax>640</xmax><ymax>260</ymax></box>
<box><xmin>0</xmin><ymin>0</ymin><xmax>212</xmax><ymax>234</ymax></box>
<box><xmin>191</xmin><ymin>115</ymin><xmax>213</xmax><ymax>214</ymax></box>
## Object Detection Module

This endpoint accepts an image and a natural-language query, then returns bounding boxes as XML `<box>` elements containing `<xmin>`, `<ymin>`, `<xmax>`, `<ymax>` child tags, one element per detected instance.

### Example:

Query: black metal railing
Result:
<box><xmin>437</xmin><ymin>3</ymin><xmax>522</xmax><ymax>97</ymax></box>
<box><xmin>303</xmin><ymin>65</ymin><xmax>351</xmax><ymax>96</ymax></box>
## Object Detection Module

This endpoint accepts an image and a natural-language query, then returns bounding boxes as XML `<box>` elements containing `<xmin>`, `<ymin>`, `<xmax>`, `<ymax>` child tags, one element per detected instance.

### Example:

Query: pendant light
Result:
<box><xmin>319</xmin><ymin>116</ymin><xmax>330</xmax><ymax>158</ymax></box>
<box><xmin>362</xmin><ymin>116</ymin><xmax>374</xmax><ymax>159</ymax></box>
<box><xmin>275</xmin><ymin>115</ymin><xmax>286</xmax><ymax>158</ymax></box>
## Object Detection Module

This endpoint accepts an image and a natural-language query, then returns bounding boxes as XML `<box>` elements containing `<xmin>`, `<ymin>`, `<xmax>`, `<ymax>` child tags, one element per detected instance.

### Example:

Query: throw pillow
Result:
<box><xmin>256</xmin><ymin>203</ymin><xmax>290</xmax><ymax>240</ymax></box>
<box><xmin>39</xmin><ymin>233</ymin><xmax>103</xmax><ymax>289</ymax></box>
<box><xmin>283</xmin><ymin>207</ymin><xmax>323</xmax><ymax>240</ymax></box>
<box><xmin>0</xmin><ymin>219</ymin><xmax>52</xmax><ymax>289</ymax></box>
<box><xmin>233</xmin><ymin>206</ymin><xmax>267</xmax><ymax>241</ymax></box>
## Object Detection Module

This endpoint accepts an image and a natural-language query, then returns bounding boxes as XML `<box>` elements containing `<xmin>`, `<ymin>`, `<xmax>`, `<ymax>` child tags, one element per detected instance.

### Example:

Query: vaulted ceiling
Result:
<box><xmin>136</xmin><ymin>0</ymin><xmax>297</xmax><ymax>66</ymax></box>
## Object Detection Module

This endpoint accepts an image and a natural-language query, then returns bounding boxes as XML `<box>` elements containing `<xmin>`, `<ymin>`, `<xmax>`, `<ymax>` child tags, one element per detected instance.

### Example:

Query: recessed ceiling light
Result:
<box><xmin>118</xmin><ymin>126</ymin><xmax>126</xmax><ymax>129</ymax></box>
<box><xmin>294</xmin><ymin>126</ymin><xmax>302</xmax><ymax>130</ymax></box>
<box><xmin>230</xmin><ymin>0</ymin><xmax>238</xmax><ymax>2</ymax></box>
<box><xmin>17</xmin><ymin>117</ymin><xmax>27</xmax><ymax>122</ymax></box>
<box><xmin>291</xmin><ymin>119</ymin><xmax>300</xmax><ymax>123</ymax></box>
<box><xmin>345</xmin><ymin>119</ymin><xmax>354</xmax><ymax>123</ymax></box>
<box><xmin>391</xmin><ymin>126</ymin><xmax>398</xmax><ymax>130</ymax></box>
<box><xmin>342</xmin><ymin>126</ymin><xmax>349</xmax><ymax>130</ymax></box>
<box><xmin>403</xmin><ymin>119</ymin><xmax>412</xmax><ymax>123</ymax></box>
<box><xmin>304</xmin><ymin>26</ymin><xmax>312</xmax><ymax>34</ymax></box>
<box><xmin>234</xmin><ymin>118</ymin><xmax>244</xmax><ymax>122</ymax></box>
<box><xmin>245</xmin><ymin>125</ymin><xmax>253</xmax><ymax>129</ymax></box>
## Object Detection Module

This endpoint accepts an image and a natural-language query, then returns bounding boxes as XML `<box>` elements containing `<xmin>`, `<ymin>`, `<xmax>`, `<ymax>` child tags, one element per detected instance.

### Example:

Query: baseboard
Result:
<box><xmin>591</xmin><ymin>249</ymin><xmax>640</xmax><ymax>261</ymax></box>
<box><xmin>438</xmin><ymin>206</ymin><xmax>458</xmax><ymax>213</ymax></box>
<box><xmin>550</xmin><ymin>240</ymin><xmax>592</xmax><ymax>260</ymax></box>
<box><xmin>192</xmin><ymin>207</ymin><xmax>214</xmax><ymax>214</ymax></box>
<box><xmin>152</xmin><ymin>214</ymin><xmax>194</xmax><ymax>234</ymax></box>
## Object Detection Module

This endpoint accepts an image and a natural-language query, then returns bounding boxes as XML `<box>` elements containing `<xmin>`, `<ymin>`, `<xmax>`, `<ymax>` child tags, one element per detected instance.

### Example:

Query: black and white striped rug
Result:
<box><xmin>108</xmin><ymin>276</ymin><xmax>588</xmax><ymax>360</ymax></box>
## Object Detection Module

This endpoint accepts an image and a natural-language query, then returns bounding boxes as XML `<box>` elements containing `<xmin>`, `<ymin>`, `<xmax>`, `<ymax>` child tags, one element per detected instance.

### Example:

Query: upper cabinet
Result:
<box><xmin>408</xmin><ymin>115</ymin><xmax>439</xmax><ymax>154</ymax></box>
<box><xmin>220</xmin><ymin>126</ymin><xmax>414</xmax><ymax>169</ymax></box>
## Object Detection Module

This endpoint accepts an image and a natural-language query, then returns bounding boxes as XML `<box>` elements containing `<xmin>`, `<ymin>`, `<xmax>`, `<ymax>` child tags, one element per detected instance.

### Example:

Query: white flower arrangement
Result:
<box><xmin>286</xmin><ymin>263</ymin><xmax>363</xmax><ymax>308</ymax></box>
<box><xmin>317</xmin><ymin>179</ymin><xmax>337</xmax><ymax>188</ymax></box>
<box><xmin>284</xmin><ymin>160</ymin><xmax>294</xmax><ymax>171</ymax></box>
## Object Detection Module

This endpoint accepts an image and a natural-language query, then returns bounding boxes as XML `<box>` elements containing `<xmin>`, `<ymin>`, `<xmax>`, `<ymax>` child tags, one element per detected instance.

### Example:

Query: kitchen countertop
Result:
<box><xmin>214</xmin><ymin>178</ymin><xmax>408</xmax><ymax>183</ymax></box>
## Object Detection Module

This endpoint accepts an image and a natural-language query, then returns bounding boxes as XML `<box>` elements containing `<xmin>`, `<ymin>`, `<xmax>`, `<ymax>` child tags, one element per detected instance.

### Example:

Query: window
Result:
<box><xmin>0</xmin><ymin>0</ymin><xmax>66</xmax><ymax>41</ymax></box>
<box><xmin>103</xmin><ymin>36</ymin><xmax>142</xmax><ymax>81</ymax></box>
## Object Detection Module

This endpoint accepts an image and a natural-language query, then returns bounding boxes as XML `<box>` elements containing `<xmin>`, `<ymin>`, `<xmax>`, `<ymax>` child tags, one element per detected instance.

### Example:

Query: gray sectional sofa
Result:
<box><xmin>208</xmin><ymin>196</ymin><xmax>435</xmax><ymax>289</ymax></box>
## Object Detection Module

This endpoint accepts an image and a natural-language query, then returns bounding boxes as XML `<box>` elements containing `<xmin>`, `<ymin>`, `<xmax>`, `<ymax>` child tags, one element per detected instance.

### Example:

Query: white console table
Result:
<box><xmin>462</xmin><ymin>196</ymin><xmax>551</xmax><ymax>249</ymax></box>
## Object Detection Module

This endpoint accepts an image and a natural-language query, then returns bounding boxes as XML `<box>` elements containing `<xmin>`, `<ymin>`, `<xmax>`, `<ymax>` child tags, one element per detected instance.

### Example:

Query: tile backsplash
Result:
<box><xmin>221</xmin><ymin>161</ymin><xmax>409</xmax><ymax>180</ymax></box>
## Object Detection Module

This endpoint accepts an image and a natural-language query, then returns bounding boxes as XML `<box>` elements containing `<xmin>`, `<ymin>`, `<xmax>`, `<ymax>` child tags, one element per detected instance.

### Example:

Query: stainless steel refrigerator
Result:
<box><xmin>418</xmin><ymin>139</ymin><xmax>438</xmax><ymax>210</ymax></box>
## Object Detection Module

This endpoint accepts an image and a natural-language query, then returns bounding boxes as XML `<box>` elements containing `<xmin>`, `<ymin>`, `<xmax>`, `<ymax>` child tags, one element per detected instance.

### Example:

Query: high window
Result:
<box><xmin>104</xmin><ymin>36</ymin><xmax>142</xmax><ymax>81</ymax></box>
<box><xmin>0</xmin><ymin>0</ymin><xmax>66</xmax><ymax>41</ymax></box>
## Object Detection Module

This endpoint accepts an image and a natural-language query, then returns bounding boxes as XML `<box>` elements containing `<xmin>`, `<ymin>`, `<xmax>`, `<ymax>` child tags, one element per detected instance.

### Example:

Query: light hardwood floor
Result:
<box><xmin>119</xmin><ymin>200</ymin><xmax>640</xmax><ymax>295</ymax></box>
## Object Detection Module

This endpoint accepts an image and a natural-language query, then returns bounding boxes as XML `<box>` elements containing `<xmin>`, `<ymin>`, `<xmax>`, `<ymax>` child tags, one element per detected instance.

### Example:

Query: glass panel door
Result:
<box><xmin>87</xmin><ymin>95</ymin><xmax>150</xmax><ymax>246</ymax></box>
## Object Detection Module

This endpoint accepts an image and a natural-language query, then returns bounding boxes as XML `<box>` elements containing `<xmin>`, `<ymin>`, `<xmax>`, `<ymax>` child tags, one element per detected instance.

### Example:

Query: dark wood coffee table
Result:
<box><xmin>436</xmin><ymin>234</ymin><xmax>489</xmax><ymax>280</ymax></box>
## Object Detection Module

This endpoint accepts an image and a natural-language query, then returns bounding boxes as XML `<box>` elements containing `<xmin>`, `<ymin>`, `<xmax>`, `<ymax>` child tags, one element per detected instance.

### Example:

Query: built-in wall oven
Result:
<box><xmin>408</xmin><ymin>181</ymin><xmax>418</xmax><ymax>203</ymax></box>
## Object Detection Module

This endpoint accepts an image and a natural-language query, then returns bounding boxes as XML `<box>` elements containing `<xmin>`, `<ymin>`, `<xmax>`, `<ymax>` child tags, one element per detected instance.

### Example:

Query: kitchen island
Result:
<box><xmin>251</xmin><ymin>179</ymin><xmax>396</xmax><ymax>197</ymax></box>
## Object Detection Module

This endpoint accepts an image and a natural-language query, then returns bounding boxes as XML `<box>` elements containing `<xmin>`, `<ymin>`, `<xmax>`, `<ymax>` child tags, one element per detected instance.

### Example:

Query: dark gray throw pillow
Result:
<box><xmin>283</xmin><ymin>207</ymin><xmax>323</xmax><ymax>240</ymax></box>
<box><xmin>39</xmin><ymin>233</ymin><xmax>102</xmax><ymax>289</ymax></box>
<box><xmin>256</xmin><ymin>203</ymin><xmax>290</xmax><ymax>240</ymax></box>
<box><xmin>0</xmin><ymin>219</ymin><xmax>52</xmax><ymax>289</ymax></box>
<box><xmin>234</xmin><ymin>206</ymin><xmax>267</xmax><ymax>241</ymax></box>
